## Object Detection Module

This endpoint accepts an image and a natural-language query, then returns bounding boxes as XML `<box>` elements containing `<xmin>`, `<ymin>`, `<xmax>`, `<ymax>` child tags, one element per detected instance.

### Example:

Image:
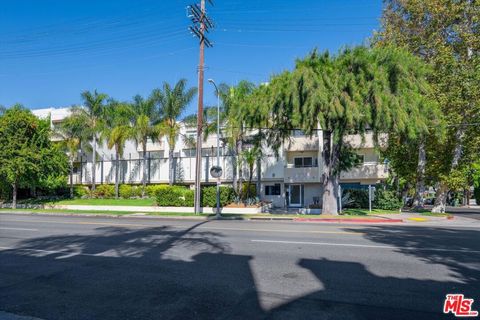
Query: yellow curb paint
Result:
<box><xmin>408</xmin><ymin>217</ymin><xmax>428</xmax><ymax>222</ymax></box>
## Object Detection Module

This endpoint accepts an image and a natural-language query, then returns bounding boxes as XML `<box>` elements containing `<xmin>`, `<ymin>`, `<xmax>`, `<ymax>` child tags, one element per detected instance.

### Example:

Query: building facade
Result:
<box><xmin>33</xmin><ymin>107</ymin><xmax>388</xmax><ymax>209</ymax></box>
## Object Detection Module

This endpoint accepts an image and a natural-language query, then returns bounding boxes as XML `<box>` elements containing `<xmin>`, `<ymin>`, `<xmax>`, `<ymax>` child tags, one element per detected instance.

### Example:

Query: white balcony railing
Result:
<box><xmin>340</xmin><ymin>163</ymin><xmax>388</xmax><ymax>181</ymax></box>
<box><xmin>284</xmin><ymin>165</ymin><xmax>321</xmax><ymax>183</ymax></box>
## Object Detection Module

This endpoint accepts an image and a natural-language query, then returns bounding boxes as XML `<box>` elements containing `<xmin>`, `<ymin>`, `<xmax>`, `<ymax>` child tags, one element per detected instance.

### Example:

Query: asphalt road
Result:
<box><xmin>1</xmin><ymin>213</ymin><xmax>479</xmax><ymax>320</ymax></box>
<box><xmin>448</xmin><ymin>206</ymin><xmax>480</xmax><ymax>220</ymax></box>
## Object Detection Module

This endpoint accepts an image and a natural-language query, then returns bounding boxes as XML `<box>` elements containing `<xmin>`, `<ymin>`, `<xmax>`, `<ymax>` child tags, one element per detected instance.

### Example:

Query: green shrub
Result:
<box><xmin>146</xmin><ymin>185</ymin><xmax>167</xmax><ymax>198</ymax></box>
<box><xmin>342</xmin><ymin>189</ymin><xmax>369</xmax><ymax>208</ymax></box>
<box><xmin>374</xmin><ymin>189</ymin><xmax>402</xmax><ymax>210</ymax></box>
<box><xmin>93</xmin><ymin>184</ymin><xmax>115</xmax><ymax>198</ymax></box>
<box><xmin>155</xmin><ymin>185</ymin><xmax>191</xmax><ymax>207</ymax></box>
<box><xmin>241</xmin><ymin>184</ymin><xmax>257</xmax><ymax>199</ymax></box>
<box><xmin>184</xmin><ymin>189</ymin><xmax>194</xmax><ymax>207</ymax></box>
<box><xmin>73</xmin><ymin>186</ymin><xmax>90</xmax><ymax>198</ymax></box>
<box><xmin>132</xmin><ymin>185</ymin><xmax>143</xmax><ymax>198</ymax></box>
<box><xmin>119</xmin><ymin>185</ymin><xmax>134</xmax><ymax>199</ymax></box>
<box><xmin>201</xmin><ymin>186</ymin><xmax>235</xmax><ymax>207</ymax></box>
<box><xmin>474</xmin><ymin>187</ymin><xmax>480</xmax><ymax>205</ymax></box>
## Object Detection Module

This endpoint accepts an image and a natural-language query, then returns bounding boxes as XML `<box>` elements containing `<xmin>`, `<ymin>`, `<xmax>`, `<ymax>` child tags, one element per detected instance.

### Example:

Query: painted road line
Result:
<box><xmin>0</xmin><ymin>219</ymin><xmax>363</xmax><ymax>235</ymax></box>
<box><xmin>0</xmin><ymin>227</ymin><xmax>39</xmax><ymax>231</ymax></box>
<box><xmin>251</xmin><ymin>239</ymin><xmax>480</xmax><ymax>253</ymax></box>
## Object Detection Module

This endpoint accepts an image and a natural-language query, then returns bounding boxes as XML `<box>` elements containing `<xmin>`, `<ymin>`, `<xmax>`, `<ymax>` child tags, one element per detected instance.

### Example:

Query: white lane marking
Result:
<box><xmin>251</xmin><ymin>239</ymin><xmax>480</xmax><ymax>253</ymax></box>
<box><xmin>0</xmin><ymin>219</ymin><xmax>363</xmax><ymax>235</ymax></box>
<box><xmin>0</xmin><ymin>227</ymin><xmax>38</xmax><ymax>231</ymax></box>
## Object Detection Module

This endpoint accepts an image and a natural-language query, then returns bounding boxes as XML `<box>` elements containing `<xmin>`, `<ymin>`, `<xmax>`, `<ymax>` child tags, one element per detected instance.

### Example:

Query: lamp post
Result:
<box><xmin>208</xmin><ymin>79</ymin><xmax>221</xmax><ymax>218</ymax></box>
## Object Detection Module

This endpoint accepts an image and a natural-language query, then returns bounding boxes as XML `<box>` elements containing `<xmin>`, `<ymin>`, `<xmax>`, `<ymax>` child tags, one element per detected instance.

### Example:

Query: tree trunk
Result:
<box><xmin>232</xmin><ymin>147</ymin><xmax>238</xmax><ymax>194</ymax></box>
<box><xmin>12</xmin><ymin>181</ymin><xmax>17</xmax><ymax>209</ymax></box>
<box><xmin>142</xmin><ymin>141</ymin><xmax>147</xmax><ymax>197</ymax></box>
<box><xmin>115</xmin><ymin>152</ymin><xmax>120</xmax><ymax>199</ymax></box>
<box><xmin>91</xmin><ymin>134</ymin><xmax>97</xmax><ymax>191</ymax></box>
<box><xmin>237</xmin><ymin>140</ymin><xmax>243</xmax><ymax>197</ymax></box>
<box><xmin>69</xmin><ymin>159</ymin><xmax>74</xmax><ymax>198</ymax></box>
<box><xmin>432</xmin><ymin>126</ymin><xmax>464</xmax><ymax>213</ymax></box>
<box><xmin>432</xmin><ymin>183</ymin><xmax>448</xmax><ymax>213</ymax></box>
<box><xmin>168</xmin><ymin>149</ymin><xmax>174</xmax><ymax>186</ymax></box>
<box><xmin>413</xmin><ymin>139</ymin><xmax>426</xmax><ymax>208</ymax></box>
<box><xmin>321</xmin><ymin>131</ymin><xmax>339</xmax><ymax>215</ymax></box>
<box><xmin>256</xmin><ymin>157</ymin><xmax>261</xmax><ymax>199</ymax></box>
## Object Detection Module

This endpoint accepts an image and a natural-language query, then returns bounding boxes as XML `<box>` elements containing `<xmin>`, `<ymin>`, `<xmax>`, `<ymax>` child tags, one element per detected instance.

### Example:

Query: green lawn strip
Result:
<box><xmin>419</xmin><ymin>211</ymin><xmax>451</xmax><ymax>217</ymax></box>
<box><xmin>341</xmin><ymin>209</ymin><xmax>401</xmax><ymax>216</ymax></box>
<box><xmin>49</xmin><ymin>198</ymin><xmax>156</xmax><ymax>206</ymax></box>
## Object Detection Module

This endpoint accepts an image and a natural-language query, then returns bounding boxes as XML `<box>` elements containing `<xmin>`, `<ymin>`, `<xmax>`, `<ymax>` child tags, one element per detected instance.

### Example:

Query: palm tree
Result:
<box><xmin>130</xmin><ymin>94</ymin><xmax>160</xmax><ymax>196</ymax></box>
<box><xmin>79</xmin><ymin>90</ymin><xmax>109</xmax><ymax>191</ymax></box>
<box><xmin>103</xmin><ymin>101</ymin><xmax>133</xmax><ymax>198</ymax></box>
<box><xmin>55</xmin><ymin>110</ymin><xmax>89</xmax><ymax>198</ymax></box>
<box><xmin>219</xmin><ymin>81</ymin><xmax>256</xmax><ymax>196</ymax></box>
<box><xmin>152</xmin><ymin>79</ymin><xmax>197</xmax><ymax>186</ymax></box>
<box><xmin>240</xmin><ymin>146</ymin><xmax>262</xmax><ymax>201</ymax></box>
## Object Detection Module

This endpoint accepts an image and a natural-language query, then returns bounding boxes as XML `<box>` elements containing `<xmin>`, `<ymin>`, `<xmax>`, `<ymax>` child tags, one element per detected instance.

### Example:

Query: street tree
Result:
<box><xmin>0</xmin><ymin>106</ymin><xmax>67</xmax><ymax>208</ymax></box>
<box><xmin>255</xmin><ymin>46</ymin><xmax>436</xmax><ymax>215</ymax></box>
<box><xmin>152</xmin><ymin>79</ymin><xmax>197</xmax><ymax>186</ymax></box>
<box><xmin>377</xmin><ymin>0</ymin><xmax>480</xmax><ymax>212</ymax></box>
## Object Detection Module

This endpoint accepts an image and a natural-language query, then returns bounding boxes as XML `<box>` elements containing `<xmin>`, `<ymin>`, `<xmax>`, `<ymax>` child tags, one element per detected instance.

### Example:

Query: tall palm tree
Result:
<box><xmin>103</xmin><ymin>100</ymin><xmax>133</xmax><ymax>198</ymax></box>
<box><xmin>79</xmin><ymin>90</ymin><xmax>109</xmax><ymax>191</ymax></box>
<box><xmin>152</xmin><ymin>79</ymin><xmax>197</xmax><ymax>186</ymax></box>
<box><xmin>219</xmin><ymin>81</ymin><xmax>256</xmax><ymax>196</ymax></box>
<box><xmin>130</xmin><ymin>94</ymin><xmax>160</xmax><ymax>196</ymax></box>
<box><xmin>56</xmin><ymin>110</ymin><xmax>89</xmax><ymax>198</ymax></box>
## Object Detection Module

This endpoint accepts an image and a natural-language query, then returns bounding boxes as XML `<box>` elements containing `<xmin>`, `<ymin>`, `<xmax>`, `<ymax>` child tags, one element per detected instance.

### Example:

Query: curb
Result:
<box><xmin>293</xmin><ymin>218</ymin><xmax>404</xmax><ymax>223</ymax></box>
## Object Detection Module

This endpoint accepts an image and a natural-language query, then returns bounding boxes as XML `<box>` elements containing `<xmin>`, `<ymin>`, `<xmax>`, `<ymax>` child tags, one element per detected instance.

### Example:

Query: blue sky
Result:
<box><xmin>0</xmin><ymin>0</ymin><xmax>383</xmax><ymax>116</ymax></box>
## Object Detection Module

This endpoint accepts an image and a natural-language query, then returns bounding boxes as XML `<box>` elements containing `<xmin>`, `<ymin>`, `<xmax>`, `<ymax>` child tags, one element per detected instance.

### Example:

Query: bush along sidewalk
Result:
<box><xmin>154</xmin><ymin>185</ymin><xmax>235</xmax><ymax>207</ymax></box>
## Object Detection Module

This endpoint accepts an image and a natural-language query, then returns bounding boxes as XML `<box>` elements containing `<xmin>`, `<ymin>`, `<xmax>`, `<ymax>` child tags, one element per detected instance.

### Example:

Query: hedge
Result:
<box><xmin>374</xmin><ymin>189</ymin><xmax>402</xmax><ymax>210</ymax></box>
<box><xmin>201</xmin><ymin>186</ymin><xmax>235</xmax><ymax>207</ymax></box>
<box><xmin>155</xmin><ymin>185</ymin><xmax>193</xmax><ymax>207</ymax></box>
<box><xmin>154</xmin><ymin>185</ymin><xmax>234</xmax><ymax>207</ymax></box>
<box><xmin>342</xmin><ymin>189</ymin><xmax>369</xmax><ymax>208</ymax></box>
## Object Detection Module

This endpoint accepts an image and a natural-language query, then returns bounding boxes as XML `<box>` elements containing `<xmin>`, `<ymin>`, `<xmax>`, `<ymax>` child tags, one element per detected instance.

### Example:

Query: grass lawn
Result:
<box><xmin>341</xmin><ymin>208</ymin><xmax>402</xmax><ymax>216</ymax></box>
<box><xmin>419</xmin><ymin>211</ymin><xmax>451</xmax><ymax>217</ymax></box>
<box><xmin>50</xmin><ymin>198</ymin><xmax>156</xmax><ymax>206</ymax></box>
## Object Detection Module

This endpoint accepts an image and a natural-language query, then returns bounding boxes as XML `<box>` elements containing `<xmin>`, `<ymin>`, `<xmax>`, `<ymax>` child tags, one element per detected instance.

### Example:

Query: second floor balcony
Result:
<box><xmin>284</xmin><ymin>164</ymin><xmax>320</xmax><ymax>183</ymax></box>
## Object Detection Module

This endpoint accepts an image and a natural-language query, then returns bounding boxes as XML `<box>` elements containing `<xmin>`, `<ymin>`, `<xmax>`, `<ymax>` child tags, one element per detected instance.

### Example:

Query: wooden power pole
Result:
<box><xmin>188</xmin><ymin>0</ymin><xmax>214</xmax><ymax>214</ymax></box>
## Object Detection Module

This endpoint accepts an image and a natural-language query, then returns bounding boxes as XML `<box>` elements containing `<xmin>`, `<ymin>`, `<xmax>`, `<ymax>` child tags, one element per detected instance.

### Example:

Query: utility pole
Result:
<box><xmin>188</xmin><ymin>0</ymin><xmax>214</xmax><ymax>214</ymax></box>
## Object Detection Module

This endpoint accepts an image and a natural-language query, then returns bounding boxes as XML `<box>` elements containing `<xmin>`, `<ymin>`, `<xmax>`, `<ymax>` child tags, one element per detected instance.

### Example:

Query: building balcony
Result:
<box><xmin>284</xmin><ymin>165</ymin><xmax>321</xmax><ymax>183</ymax></box>
<box><xmin>340</xmin><ymin>163</ymin><xmax>388</xmax><ymax>182</ymax></box>
<box><xmin>285</xmin><ymin>136</ymin><xmax>319</xmax><ymax>151</ymax></box>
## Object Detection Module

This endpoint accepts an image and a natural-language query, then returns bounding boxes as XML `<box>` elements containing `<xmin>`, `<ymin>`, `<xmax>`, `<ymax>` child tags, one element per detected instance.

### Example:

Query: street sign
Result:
<box><xmin>210</xmin><ymin>166</ymin><xmax>222</xmax><ymax>178</ymax></box>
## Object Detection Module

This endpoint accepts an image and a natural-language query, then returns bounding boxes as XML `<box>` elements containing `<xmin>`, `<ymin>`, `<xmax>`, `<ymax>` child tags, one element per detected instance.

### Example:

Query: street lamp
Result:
<box><xmin>208</xmin><ymin>79</ymin><xmax>222</xmax><ymax>218</ymax></box>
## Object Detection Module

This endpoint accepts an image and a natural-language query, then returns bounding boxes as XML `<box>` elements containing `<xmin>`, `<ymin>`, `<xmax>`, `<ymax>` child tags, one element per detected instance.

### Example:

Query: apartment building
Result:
<box><xmin>33</xmin><ymin>107</ymin><xmax>388</xmax><ymax>209</ymax></box>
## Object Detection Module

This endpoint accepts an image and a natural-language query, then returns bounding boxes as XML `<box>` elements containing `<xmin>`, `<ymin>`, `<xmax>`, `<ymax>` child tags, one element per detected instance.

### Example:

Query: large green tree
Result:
<box><xmin>255</xmin><ymin>46</ymin><xmax>436</xmax><ymax>214</ymax></box>
<box><xmin>152</xmin><ymin>79</ymin><xmax>197</xmax><ymax>186</ymax></box>
<box><xmin>0</xmin><ymin>106</ymin><xmax>67</xmax><ymax>208</ymax></box>
<box><xmin>377</xmin><ymin>0</ymin><xmax>480</xmax><ymax>212</ymax></box>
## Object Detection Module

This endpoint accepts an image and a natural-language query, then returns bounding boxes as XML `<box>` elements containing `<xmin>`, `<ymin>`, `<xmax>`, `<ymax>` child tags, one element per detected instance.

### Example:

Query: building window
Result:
<box><xmin>265</xmin><ymin>184</ymin><xmax>281</xmax><ymax>196</ymax></box>
<box><xmin>183</xmin><ymin>149</ymin><xmax>195</xmax><ymax>157</ymax></box>
<box><xmin>294</xmin><ymin>157</ymin><xmax>315</xmax><ymax>168</ymax></box>
<box><xmin>357</xmin><ymin>154</ymin><xmax>365</xmax><ymax>164</ymax></box>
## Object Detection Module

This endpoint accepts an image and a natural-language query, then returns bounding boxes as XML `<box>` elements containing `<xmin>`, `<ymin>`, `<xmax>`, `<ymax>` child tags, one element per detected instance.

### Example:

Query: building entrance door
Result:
<box><xmin>289</xmin><ymin>184</ymin><xmax>302</xmax><ymax>207</ymax></box>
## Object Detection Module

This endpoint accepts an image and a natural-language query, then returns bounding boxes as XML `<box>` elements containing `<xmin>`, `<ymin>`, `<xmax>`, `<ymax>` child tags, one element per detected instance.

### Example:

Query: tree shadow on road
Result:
<box><xmin>1</xmin><ymin>223</ymin><xmax>479</xmax><ymax>319</ymax></box>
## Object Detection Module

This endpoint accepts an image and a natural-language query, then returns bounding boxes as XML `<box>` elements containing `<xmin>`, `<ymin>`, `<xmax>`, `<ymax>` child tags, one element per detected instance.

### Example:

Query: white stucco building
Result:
<box><xmin>33</xmin><ymin>107</ymin><xmax>388</xmax><ymax>209</ymax></box>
